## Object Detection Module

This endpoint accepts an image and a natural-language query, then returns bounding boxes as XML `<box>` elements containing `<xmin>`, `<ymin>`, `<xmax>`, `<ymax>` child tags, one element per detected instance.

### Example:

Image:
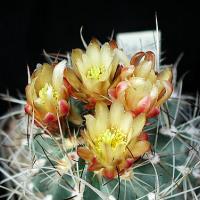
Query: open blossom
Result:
<box><xmin>109</xmin><ymin>51</ymin><xmax>173</xmax><ymax>118</ymax></box>
<box><xmin>25</xmin><ymin>60</ymin><xmax>70</xmax><ymax>132</ymax></box>
<box><xmin>77</xmin><ymin>101</ymin><xmax>150</xmax><ymax>179</ymax></box>
<box><xmin>64</xmin><ymin>39</ymin><xmax>125</xmax><ymax>108</ymax></box>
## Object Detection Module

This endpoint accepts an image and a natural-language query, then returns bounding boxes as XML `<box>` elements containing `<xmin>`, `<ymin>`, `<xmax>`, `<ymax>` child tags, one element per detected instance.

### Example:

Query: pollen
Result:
<box><xmin>94</xmin><ymin>127</ymin><xmax>127</xmax><ymax>154</ymax></box>
<box><xmin>87</xmin><ymin>66</ymin><xmax>105</xmax><ymax>80</ymax></box>
<box><xmin>39</xmin><ymin>83</ymin><xmax>58</xmax><ymax>104</ymax></box>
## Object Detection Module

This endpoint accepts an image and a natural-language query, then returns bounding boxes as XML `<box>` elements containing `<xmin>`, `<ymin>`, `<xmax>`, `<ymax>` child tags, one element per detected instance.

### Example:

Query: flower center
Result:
<box><xmin>94</xmin><ymin>127</ymin><xmax>127</xmax><ymax>154</ymax></box>
<box><xmin>86</xmin><ymin>66</ymin><xmax>105</xmax><ymax>80</ymax></box>
<box><xmin>39</xmin><ymin>83</ymin><xmax>58</xmax><ymax>104</ymax></box>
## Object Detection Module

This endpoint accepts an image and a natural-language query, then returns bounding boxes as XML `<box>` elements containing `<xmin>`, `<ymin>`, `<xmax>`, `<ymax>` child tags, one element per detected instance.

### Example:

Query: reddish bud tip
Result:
<box><xmin>132</xmin><ymin>96</ymin><xmax>151</xmax><ymax>116</ymax></box>
<box><xmin>24</xmin><ymin>103</ymin><xmax>32</xmax><ymax>114</ymax></box>
<box><xmin>84</xmin><ymin>98</ymin><xmax>96</xmax><ymax>110</ymax></box>
<box><xmin>147</xmin><ymin>107</ymin><xmax>160</xmax><ymax>118</ymax></box>
<box><xmin>108</xmin><ymin>88</ymin><xmax>117</xmax><ymax>100</ymax></box>
<box><xmin>59</xmin><ymin>100</ymin><xmax>70</xmax><ymax>115</ymax></box>
<box><xmin>103</xmin><ymin>168</ymin><xmax>116</xmax><ymax>180</ymax></box>
<box><xmin>43</xmin><ymin>112</ymin><xmax>56</xmax><ymax>124</ymax></box>
<box><xmin>125</xmin><ymin>158</ymin><xmax>134</xmax><ymax>169</ymax></box>
<box><xmin>138</xmin><ymin>132</ymin><xmax>149</xmax><ymax>141</ymax></box>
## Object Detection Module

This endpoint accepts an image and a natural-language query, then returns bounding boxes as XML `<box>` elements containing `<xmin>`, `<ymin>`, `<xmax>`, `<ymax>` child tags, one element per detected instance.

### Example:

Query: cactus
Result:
<box><xmin>1</xmin><ymin>34</ymin><xmax>200</xmax><ymax>200</ymax></box>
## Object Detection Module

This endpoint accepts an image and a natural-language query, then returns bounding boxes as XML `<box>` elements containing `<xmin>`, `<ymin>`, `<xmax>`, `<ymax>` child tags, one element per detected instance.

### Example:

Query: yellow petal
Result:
<box><xmin>155</xmin><ymin>80</ymin><xmax>165</xmax><ymax>95</ymax></box>
<box><xmin>134</xmin><ymin>60</ymin><xmax>152</xmax><ymax>78</ymax></box>
<box><xmin>128</xmin><ymin>113</ymin><xmax>146</xmax><ymax>139</ymax></box>
<box><xmin>149</xmin><ymin>86</ymin><xmax>159</xmax><ymax>108</ymax></box>
<box><xmin>157</xmin><ymin>67</ymin><xmax>173</xmax><ymax>82</ymax></box>
<box><xmin>85</xmin><ymin>114</ymin><xmax>96</xmax><ymax>136</ymax></box>
<box><xmin>99</xmin><ymin>80</ymin><xmax>110</xmax><ymax>96</ymax></box>
<box><xmin>146</xmin><ymin>69</ymin><xmax>157</xmax><ymax>84</ymax></box>
<box><xmin>34</xmin><ymin>97</ymin><xmax>56</xmax><ymax>117</ymax></box>
<box><xmin>100</xmin><ymin>42</ymin><xmax>113</xmax><ymax>69</ymax></box>
<box><xmin>119</xmin><ymin>112</ymin><xmax>133</xmax><ymax>134</ymax></box>
<box><xmin>156</xmin><ymin>80</ymin><xmax>173</xmax><ymax>107</ymax></box>
<box><xmin>64</xmin><ymin>68</ymin><xmax>82</xmax><ymax>91</ymax></box>
<box><xmin>71</xmin><ymin>48</ymin><xmax>83</xmax><ymax>78</ymax></box>
<box><xmin>101</xmin><ymin>143</ymin><xmax>113</xmax><ymax>164</ymax></box>
<box><xmin>86</xmin><ymin>41</ymin><xmax>101</xmax><ymax>67</ymax></box>
<box><xmin>81</xmin><ymin>54</ymin><xmax>92</xmax><ymax>74</ymax></box>
<box><xmin>125</xmin><ymin>78</ymin><xmax>152</xmax><ymax>110</ymax></box>
<box><xmin>34</xmin><ymin>63</ymin><xmax>53</xmax><ymax>93</ymax></box>
<box><xmin>81</xmin><ymin>75</ymin><xmax>102</xmax><ymax>93</ymax></box>
<box><xmin>115</xmin><ymin>49</ymin><xmax>130</xmax><ymax>66</ymax></box>
<box><xmin>109</xmin><ymin>101</ymin><xmax>124</xmax><ymax>128</ymax></box>
<box><xmin>112</xmin><ymin>143</ymin><xmax>126</xmax><ymax>163</ymax></box>
<box><xmin>129</xmin><ymin>140</ymin><xmax>150</xmax><ymax>157</ymax></box>
<box><xmin>109</xmin><ymin>55</ymin><xmax>120</xmax><ymax>81</ymax></box>
<box><xmin>52</xmin><ymin>60</ymin><xmax>66</xmax><ymax>97</ymax></box>
<box><xmin>95</xmin><ymin>102</ymin><xmax>109</xmax><ymax>134</ymax></box>
<box><xmin>25</xmin><ymin>78</ymin><xmax>37</xmax><ymax>104</ymax></box>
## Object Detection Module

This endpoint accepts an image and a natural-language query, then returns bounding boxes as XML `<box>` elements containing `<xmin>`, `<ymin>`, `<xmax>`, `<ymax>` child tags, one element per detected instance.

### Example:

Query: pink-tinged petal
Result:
<box><xmin>138</xmin><ymin>132</ymin><xmax>149</xmax><ymax>141</ymax></box>
<box><xmin>24</xmin><ymin>103</ymin><xmax>32</xmax><ymax>115</ymax></box>
<box><xmin>147</xmin><ymin>107</ymin><xmax>160</xmax><ymax>118</ymax></box>
<box><xmin>132</xmin><ymin>96</ymin><xmax>151</xmax><ymax>116</ymax></box>
<box><xmin>125</xmin><ymin>158</ymin><xmax>134</xmax><ymax>169</ymax></box>
<box><xmin>43</xmin><ymin>112</ymin><xmax>57</xmax><ymax>123</ymax></box>
<box><xmin>63</xmin><ymin>78</ymin><xmax>73</xmax><ymax>95</ymax></box>
<box><xmin>84</xmin><ymin>98</ymin><xmax>97</xmax><ymax>110</ymax></box>
<box><xmin>108</xmin><ymin>88</ymin><xmax>117</xmax><ymax>100</ymax></box>
<box><xmin>120</xmin><ymin>66</ymin><xmax>134</xmax><ymax>79</ymax></box>
<box><xmin>115</xmin><ymin>81</ymin><xmax>128</xmax><ymax>98</ymax></box>
<box><xmin>59</xmin><ymin>99</ymin><xmax>70</xmax><ymax>116</ymax></box>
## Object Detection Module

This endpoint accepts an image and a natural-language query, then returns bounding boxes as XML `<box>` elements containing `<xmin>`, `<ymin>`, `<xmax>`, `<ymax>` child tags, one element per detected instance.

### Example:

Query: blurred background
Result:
<box><xmin>0</xmin><ymin>0</ymin><xmax>200</xmax><ymax>115</ymax></box>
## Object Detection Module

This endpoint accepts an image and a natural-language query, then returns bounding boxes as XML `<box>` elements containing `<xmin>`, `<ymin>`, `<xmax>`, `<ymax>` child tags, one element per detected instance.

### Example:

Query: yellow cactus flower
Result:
<box><xmin>64</xmin><ymin>39</ymin><xmax>123</xmax><ymax>108</ymax></box>
<box><xmin>25</xmin><ymin>60</ymin><xmax>70</xmax><ymax>132</ymax></box>
<box><xmin>77</xmin><ymin>101</ymin><xmax>150</xmax><ymax>179</ymax></box>
<box><xmin>109</xmin><ymin>51</ymin><xmax>173</xmax><ymax>118</ymax></box>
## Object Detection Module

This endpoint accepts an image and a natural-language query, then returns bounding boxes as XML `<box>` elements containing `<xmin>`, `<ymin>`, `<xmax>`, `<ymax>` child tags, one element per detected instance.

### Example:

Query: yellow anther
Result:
<box><xmin>39</xmin><ymin>83</ymin><xmax>58</xmax><ymax>104</ymax></box>
<box><xmin>94</xmin><ymin>127</ymin><xmax>127</xmax><ymax>155</ymax></box>
<box><xmin>87</xmin><ymin>66</ymin><xmax>105</xmax><ymax>80</ymax></box>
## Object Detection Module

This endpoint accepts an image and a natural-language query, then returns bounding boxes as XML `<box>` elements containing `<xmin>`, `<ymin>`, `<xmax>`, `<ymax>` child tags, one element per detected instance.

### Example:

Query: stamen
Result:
<box><xmin>87</xmin><ymin>66</ymin><xmax>105</xmax><ymax>80</ymax></box>
<box><xmin>39</xmin><ymin>83</ymin><xmax>58</xmax><ymax>104</ymax></box>
<box><xmin>94</xmin><ymin>127</ymin><xmax>127</xmax><ymax>155</ymax></box>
